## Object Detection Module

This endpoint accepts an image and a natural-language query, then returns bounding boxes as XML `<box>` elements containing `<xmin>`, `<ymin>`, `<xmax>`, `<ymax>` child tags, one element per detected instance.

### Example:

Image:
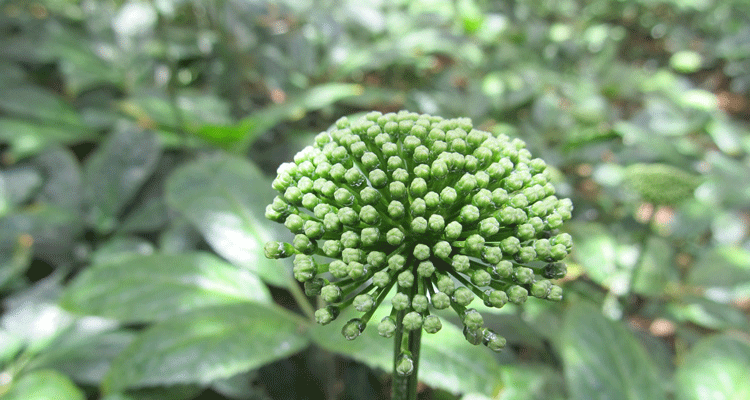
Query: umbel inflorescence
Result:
<box><xmin>265</xmin><ymin>111</ymin><xmax>572</xmax><ymax>351</ymax></box>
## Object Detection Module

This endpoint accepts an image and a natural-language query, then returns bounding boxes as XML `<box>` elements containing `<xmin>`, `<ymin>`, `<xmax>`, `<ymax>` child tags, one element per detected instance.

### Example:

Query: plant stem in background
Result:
<box><xmin>391</xmin><ymin>311</ymin><xmax>422</xmax><ymax>400</ymax></box>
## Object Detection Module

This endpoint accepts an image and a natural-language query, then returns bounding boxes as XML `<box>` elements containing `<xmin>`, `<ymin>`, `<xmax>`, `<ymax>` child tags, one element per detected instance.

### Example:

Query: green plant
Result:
<box><xmin>265</xmin><ymin>110</ymin><xmax>572</xmax><ymax>399</ymax></box>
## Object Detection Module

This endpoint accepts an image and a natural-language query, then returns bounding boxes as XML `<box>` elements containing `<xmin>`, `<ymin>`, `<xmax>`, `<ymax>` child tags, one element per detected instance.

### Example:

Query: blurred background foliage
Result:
<box><xmin>1</xmin><ymin>0</ymin><xmax>749</xmax><ymax>399</ymax></box>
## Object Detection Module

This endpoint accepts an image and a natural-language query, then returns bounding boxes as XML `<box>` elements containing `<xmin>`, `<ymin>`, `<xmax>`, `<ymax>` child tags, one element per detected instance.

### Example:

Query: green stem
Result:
<box><xmin>391</xmin><ymin>316</ymin><xmax>423</xmax><ymax>399</ymax></box>
<box><xmin>288</xmin><ymin>278</ymin><xmax>316</xmax><ymax>321</ymax></box>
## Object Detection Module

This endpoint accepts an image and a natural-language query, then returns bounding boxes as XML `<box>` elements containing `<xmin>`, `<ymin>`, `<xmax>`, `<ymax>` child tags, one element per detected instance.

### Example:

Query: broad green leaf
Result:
<box><xmin>675</xmin><ymin>334</ymin><xmax>750</xmax><ymax>400</ymax></box>
<box><xmin>0</xmin><ymin>118</ymin><xmax>94</xmax><ymax>160</ymax></box>
<box><xmin>29</xmin><ymin>325</ymin><xmax>135</xmax><ymax>385</ymax></box>
<box><xmin>310</xmin><ymin>304</ymin><xmax>503</xmax><ymax>396</ymax></box>
<box><xmin>102</xmin><ymin>303</ymin><xmax>309</xmax><ymax>393</ymax></box>
<box><xmin>569</xmin><ymin>222</ymin><xmax>627</xmax><ymax>294</ymax></box>
<box><xmin>0</xmin><ymin>86</ymin><xmax>83</xmax><ymax>126</ymax></box>
<box><xmin>165</xmin><ymin>154</ymin><xmax>290</xmax><ymax>287</ymax></box>
<box><xmin>61</xmin><ymin>252</ymin><xmax>271</xmax><ymax>323</ymax></box>
<box><xmin>83</xmin><ymin>129</ymin><xmax>162</xmax><ymax>233</ymax></box>
<box><xmin>101</xmin><ymin>386</ymin><xmax>204</xmax><ymax>400</ymax></box>
<box><xmin>688</xmin><ymin>246</ymin><xmax>750</xmax><ymax>299</ymax></box>
<box><xmin>0</xmin><ymin>329</ymin><xmax>24</xmax><ymax>365</ymax></box>
<box><xmin>30</xmin><ymin>146</ymin><xmax>83</xmax><ymax>211</ymax></box>
<box><xmin>667</xmin><ymin>296</ymin><xmax>749</xmax><ymax>331</ymax></box>
<box><xmin>560</xmin><ymin>303</ymin><xmax>666</xmax><ymax>400</ymax></box>
<box><xmin>2</xmin><ymin>370</ymin><xmax>85</xmax><ymax>400</ymax></box>
<box><xmin>89</xmin><ymin>236</ymin><xmax>155</xmax><ymax>265</ymax></box>
<box><xmin>632</xmin><ymin>236</ymin><xmax>677</xmax><ymax>296</ymax></box>
<box><xmin>0</xmin><ymin>205</ymin><xmax>83</xmax><ymax>266</ymax></box>
<box><xmin>0</xmin><ymin>233</ymin><xmax>33</xmax><ymax>290</ymax></box>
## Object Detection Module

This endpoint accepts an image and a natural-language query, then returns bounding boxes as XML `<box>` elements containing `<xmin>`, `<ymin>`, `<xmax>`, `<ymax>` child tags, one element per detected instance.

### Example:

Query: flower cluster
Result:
<box><xmin>265</xmin><ymin>111</ymin><xmax>572</xmax><ymax>351</ymax></box>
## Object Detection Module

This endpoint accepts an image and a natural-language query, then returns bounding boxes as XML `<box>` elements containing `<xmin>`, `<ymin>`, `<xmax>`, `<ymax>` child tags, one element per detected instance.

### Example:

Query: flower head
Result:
<box><xmin>265</xmin><ymin>111</ymin><xmax>572</xmax><ymax>351</ymax></box>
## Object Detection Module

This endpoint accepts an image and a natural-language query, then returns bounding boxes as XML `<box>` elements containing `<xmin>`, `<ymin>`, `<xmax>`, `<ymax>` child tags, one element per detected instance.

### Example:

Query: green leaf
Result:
<box><xmin>102</xmin><ymin>303</ymin><xmax>309</xmax><ymax>393</ymax></box>
<box><xmin>688</xmin><ymin>246</ymin><xmax>750</xmax><ymax>299</ymax></box>
<box><xmin>632</xmin><ymin>237</ymin><xmax>678</xmax><ymax>296</ymax></box>
<box><xmin>83</xmin><ymin>129</ymin><xmax>162</xmax><ymax>233</ymax></box>
<box><xmin>3</xmin><ymin>370</ymin><xmax>85</xmax><ymax>400</ymax></box>
<box><xmin>667</xmin><ymin>296</ymin><xmax>749</xmax><ymax>332</ymax></box>
<box><xmin>101</xmin><ymin>386</ymin><xmax>204</xmax><ymax>400</ymax></box>
<box><xmin>569</xmin><ymin>222</ymin><xmax>626</xmax><ymax>294</ymax></box>
<box><xmin>165</xmin><ymin>154</ymin><xmax>290</xmax><ymax>287</ymax></box>
<box><xmin>675</xmin><ymin>334</ymin><xmax>750</xmax><ymax>400</ymax></box>
<box><xmin>560</xmin><ymin>303</ymin><xmax>666</xmax><ymax>400</ymax></box>
<box><xmin>310</xmin><ymin>304</ymin><xmax>503</xmax><ymax>396</ymax></box>
<box><xmin>0</xmin><ymin>205</ymin><xmax>83</xmax><ymax>266</ymax></box>
<box><xmin>0</xmin><ymin>118</ymin><xmax>94</xmax><ymax>160</ymax></box>
<box><xmin>0</xmin><ymin>86</ymin><xmax>84</xmax><ymax>126</ymax></box>
<box><xmin>61</xmin><ymin>252</ymin><xmax>271</xmax><ymax>323</ymax></box>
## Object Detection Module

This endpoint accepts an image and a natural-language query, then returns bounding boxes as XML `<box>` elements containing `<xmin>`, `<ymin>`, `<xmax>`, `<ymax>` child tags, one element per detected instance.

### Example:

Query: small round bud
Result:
<box><xmin>361</xmin><ymin>227</ymin><xmax>380</xmax><ymax>247</ymax></box>
<box><xmin>372</xmin><ymin>271</ymin><xmax>390</xmax><ymax>287</ymax></box>
<box><xmin>513</xmin><ymin>267</ymin><xmax>535</xmax><ymax>284</ymax></box>
<box><xmin>388</xmin><ymin>200</ymin><xmax>406</xmax><ymax>219</ymax></box>
<box><xmin>431</xmin><ymin>292</ymin><xmax>451</xmax><ymax>309</ymax></box>
<box><xmin>398</xmin><ymin>270</ymin><xmax>415</xmax><ymax>288</ymax></box>
<box><xmin>414</xmin><ymin>244</ymin><xmax>430</xmax><ymax>260</ymax></box>
<box><xmin>389</xmin><ymin>181</ymin><xmax>407</xmax><ymax>199</ymax></box>
<box><xmin>369</xmin><ymin>169</ymin><xmax>388</xmax><ymax>188</ymax></box>
<box><xmin>531</xmin><ymin>280</ymin><xmax>552</xmax><ymax>298</ymax></box>
<box><xmin>348</xmin><ymin>261</ymin><xmax>366</xmax><ymax>279</ymax></box>
<box><xmin>388</xmin><ymin>254</ymin><xmax>406</xmax><ymax>271</ymax></box>
<box><xmin>315</xmin><ymin>306</ymin><xmax>339</xmax><ymax>325</ymax></box>
<box><xmin>329</xmin><ymin>260</ymin><xmax>349</xmax><ymax>278</ymax></box>
<box><xmin>341</xmin><ymin>231</ymin><xmax>360</xmax><ymax>248</ymax></box>
<box><xmin>396</xmin><ymin>353</ymin><xmax>414</xmax><ymax>376</ymax></box>
<box><xmin>547</xmin><ymin>284</ymin><xmax>563</xmax><ymax>301</ymax></box>
<box><xmin>487</xmin><ymin>290</ymin><xmax>508</xmax><ymax>308</ymax></box>
<box><xmin>463</xmin><ymin>309</ymin><xmax>484</xmax><ymax>331</ymax></box>
<box><xmin>412</xmin><ymin>294</ymin><xmax>429</xmax><ymax>313</ymax></box>
<box><xmin>478</xmin><ymin>218</ymin><xmax>500</xmax><ymax>237</ymax></box>
<box><xmin>481</xmin><ymin>246</ymin><xmax>502</xmax><ymax>264</ymax></box>
<box><xmin>378</xmin><ymin>316</ymin><xmax>397</xmax><ymax>338</ymax></box>
<box><xmin>494</xmin><ymin>260</ymin><xmax>513</xmax><ymax>278</ymax></box>
<box><xmin>367</xmin><ymin>251</ymin><xmax>386</xmax><ymax>267</ymax></box>
<box><xmin>543</xmin><ymin>262</ymin><xmax>567</xmax><ymax>279</ymax></box>
<box><xmin>453</xmin><ymin>287</ymin><xmax>474</xmax><ymax>306</ymax></box>
<box><xmin>550</xmin><ymin>243</ymin><xmax>568</xmax><ymax>261</ymax></box>
<box><xmin>338</xmin><ymin>207</ymin><xmax>358</xmax><ymax>226</ymax></box>
<box><xmin>471</xmin><ymin>269</ymin><xmax>492</xmax><ymax>287</ymax></box>
<box><xmin>410</xmin><ymin>217</ymin><xmax>428</xmax><ymax>234</ymax></box>
<box><xmin>403</xmin><ymin>311</ymin><xmax>424</xmax><ymax>331</ymax></box>
<box><xmin>440</xmin><ymin>187</ymin><xmax>457</xmax><ymax>207</ymax></box>
<box><xmin>452</xmin><ymin>254</ymin><xmax>470</xmax><ymax>272</ymax></box>
<box><xmin>436</xmin><ymin>274</ymin><xmax>455</xmax><ymax>295</ymax></box>
<box><xmin>284</xmin><ymin>214</ymin><xmax>305</xmax><ymax>233</ymax></box>
<box><xmin>264</xmin><ymin>241</ymin><xmax>295</xmax><ymax>259</ymax></box>
<box><xmin>304</xmin><ymin>278</ymin><xmax>325</xmax><ymax>296</ymax></box>
<box><xmin>484</xmin><ymin>330</ymin><xmax>506</xmax><ymax>352</ymax></box>
<box><xmin>424</xmin><ymin>191</ymin><xmax>440</xmax><ymax>209</ymax></box>
<box><xmin>293</xmin><ymin>234</ymin><xmax>317</xmax><ymax>255</ymax></box>
<box><xmin>342</xmin><ymin>248</ymin><xmax>362</xmax><ymax>263</ymax></box>
<box><xmin>386</xmin><ymin>228</ymin><xmax>405</xmax><ymax>246</ymax></box>
<box><xmin>342</xmin><ymin>318</ymin><xmax>366</xmax><ymax>340</ymax></box>
<box><xmin>321</xmin><ymin>284</ymin><xmax>342</xmax><ymax>303</ymax></box>
<box><xmin>500</xmin><ymin>236</ymin><xmax>521</xmax><ymax>255</ymax></box>
<box><xmin>293</xmin><ymin>255</ymin><xmax>316</xmax><ymax>282</ymax></box>
<box><xmin>444</xmin><ymin>221</ymin><xmax>463</xmax><ymax>240</ymax></box>
<box><xmin>423</xmin><ymin>315</ymin><xmax>442</xmax><ymax>333</ymax></box>
<box><xmin>353</xmin><ymin>294</ymin><xmax>375</xmax><ymax>312</ymax></box>
<box><xmin>459</xmin><ymin>205</ymin><xmax>481</xmax><ymax>224</ymax></box>
<box><xmin>428</xmin><ymin>214</ymin><xmax>445</xmax><ymax>232</ymax></box>
<box><xmin>507</xmin><ymin>285</ymin><xmax>528</xmax><ymax>305</ymax></box>
<box><xmin>322</xmin><ymin>240</ymin><xmax>343</xmax><ymax>258</ymax></box>
<box><xmin>360</xmin><ymin>205</ymin><xmax>380</xmax><ymax>225</ymax></box>
<box><xmin>410</xmin><ymin>178</ymin><xmax>428</xmax><ymax>197</ymax></box>
<box><xmin>516</xmin><ymin>223</ymin><xmax>536</xmax><ymax>240</ymax></box>
<box><xmin>417</xmin><ymin>261</ymin><xmax>435</xmax><ymax>277</ymax></box>
<box><xmin>433</xmin><ymin>241</ymin><xmax>452</xmax><ymax>259</ymax></box>
<box><xmin>516</xmin><ymin>246</ymin><xmax>536</xmax><ymax>263</ymax></box>
<box><xmin>465</xmin><ymin>234</ymin><xmax>485</xmax><ymax>256</ymax></box>
<box><xmin>360</xmin><ymin>187</ymin><xmax>381</xmax><ymax>204</ymax></box>
<box><xmin>392</xmin><ymin>292</ymin><xmax>411</xmax><ymax>310</ymax></box>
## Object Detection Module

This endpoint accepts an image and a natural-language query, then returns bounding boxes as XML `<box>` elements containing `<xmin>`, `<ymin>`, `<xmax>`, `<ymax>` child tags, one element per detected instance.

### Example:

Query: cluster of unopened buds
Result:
<box><xmin>265</xmin><ymin>110</ymin><xmax>572</xmax><ymax>355</ymax></box>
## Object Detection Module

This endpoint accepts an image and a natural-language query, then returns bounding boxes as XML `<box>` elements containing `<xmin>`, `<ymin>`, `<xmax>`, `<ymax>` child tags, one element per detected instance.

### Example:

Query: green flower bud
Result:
<box><xmin>386</xmin><ymin>228</ymin><xmax>405</xmax><ymax>246</ymax></box>
<box><xmin>342</xmin><ymin>318</ymin><xmax>366</xmax><ymax>340</ymax></box>
<box><xmin>321</xmin><ymin>284</ymin><xmax>342</xmax><ymax>303</ymax></box>
<box><xmin>293</xmin><ymin>255</ymin><xmax>316</xmax><ymax>282</ymax></box>
<box><xmin>423</xmin><ymin>315</ymin><xmax>442</xmax><ymax>333</ymax></box>
<box><xmin>353</xmin><ymin>294</ymin><xmax>375</xmax><ymax>312</ymax></box>
<box><xmin>550</xmin><ymin>243</ymin><xmax>568</xmax><ymax>261</ymax></box>
<box><xmin>547</xmin><ymin>285</ymin><xmax>563</xmax><ymax>301</ymax></box>
<box><xmin>361</xmin><ymin>227</ymin><xmax>380</xmax><ymax>247</ymax></box>
<box><xmin>413</xmin><ymin>244</ymin><xmax>430</xmax><ymax>260</ymax></box>
<box><xmin>372</xmin><ymin>270</ymin><xmax>390</xmax><ymax>287</ymax></box>
<box><xmin>367</xmin><ymin>251</ymin><xmax>386</xmax><ymax>268</ymax></box>
<box><xmin>481</xmin><ymin>246</ymin><xmax>503</xmax><ymax>265</ymax></box>
<box><xmin>342</xmin><ymin>248</ymin><xmax>362</xmax><ymax>263</ymax></box>
<box><xmin>304</xmin><ymin>278</ymin><xmax>325</xmax><ymax>296</ymax></box>
<box><xmin>392</xmin><ymin>292</ymin><xmax>411</xmax><ymax>310</ymax></box>
<box><xmin>459</xmin><ymin>205</ymin><xmax>481</xmax><ymax>224</ymax></box>
<box><xmin>392</xmin><ymin>168</ymin><xmax>409</xmax><ymax>183</ymax></box>
<box><xmin>398</xmin><ymin>270</ymin><xmax>415</xmax><ymax>288</ymax></box>
<box><xmin>388</xmin><ymin>200</ymin><xmax>406</xmax><ymax>219</ymax></box>
<box><xmin>465</xmin><ymin>234</ymin><xmax>485</xmax><ymax>256</ymax></box>
<box><xmin>369</xmin><ymin>169</ymin><xmax>388</xmax><ymax>188</ymax></box>
<box><xmin>486</xmin><ymin>289</ymin><xmax>508</xmax><ymax>308</ymax></box>
<box><xmin>513</xmin><ymin>267</ymin><xmax>535</xmax><ymax>284</ymax></box>
<box><xmin>388</xmin><ymin>254</ymin><xmax>406</xmax><ymax>271</ymax></box>
<box><xmin>359</xmin><ymin>205</ymin><xmax>380</xmax><ymax>225</ymax></box>
<box><xmin>478</xmin><ymin>218</ymin><xmax>500</xmax><ymax>237</ymax></box>
<box><xmin>453</xmin><ymin>287</ymin><xmax>474</xmax><ymax>306</ymax></box>
<box><xmin>348</xmin><ymin>261</ymin><xmax>366</xmax><ymax>279</ymax></box>
<box><xmin>431</xmin><ymin>292</ymin><xmax>451</xmax><ymax>309</ymax></box>
<box><xmin>390</xmin><ymin>181</ymin><xmax>407</xmax><ymax>199</ymax></box>
<box><xmin>463</xmin><ymin>309</ymin><xmax>484</xmax><ymax>331</ymax></box>
<box><xmin>417</xmin><ymin>261</ymin><xmax>435</xmax><ymax>277</ymax></box>
<box><xmin>360</xmin><ymin>187</ymin><xmax>381</xmax><ymax>204</ymax></box>
<box><xmin>412</xmin><ymin>294</ymin><xmax>429</xmax><ymax>313</ymax></box>
<box><xmin>433</xmin><ymin>241</ymin><xmax>452</xmax><ymax>259</ymax></box>
<box><xmin>483</xmin><ymin>329</ymin><xmax>506</xmax><ymax>352</ymax></box>
<box><xmin>378</xmin><ymin>316</ymin><xmax>397</xmax><ymax>338</ymax></box>
<box><xmin>341</xmin><ymin>231</ymin><xmax>360</xmax><ymax>248</ymax></box>
<box><xmin>440</xmin><ymin>187</ymin><xmax>457</xmax><ymax>207</ymax></box>
<box><xmin>444</xmin><ymin>221</ymin><xmax>463</xmax><ymax>240</ymax></box>
<box><xmin>338</xmin><ymin>207</ymin><xmax>358</xmax><ymax>226</ymax></box>
<box><xmin>284</xmin><ymin>214</ymin><xmax>305</xmax><ymax>234</ymax></box>
<box><xmin>428</xmin><ymin>214</ymin><xmax>445</xmax><ymax>232</ymax></box>
<box><xmin>543</xmin><ymin>262</ymin><xmax>567</xmax><ymax>279</ymax></box>
<box><xmin>410</xmin><ymin>217</ymin><xmax>427</xmax><ymax>234</ymax></box>
<box><xmin>315</xmin><ymin>306</ymin><xmax>339</xmax><ymax>325</ymax></box>
<box><xmin>436</xmin><ymin>274</ymin><xmax>456</xmax><ymax>295</ymax></box>
<box><xmin>531</xmin><ymin>280</ymin><xmax>552</xmax><ymax>298</ymax></box>
<box><xmin>264</xmin><ymin>241</ymin><xmax>295</xmax><ymax>259</ymax></box>
<box><xmin>507</xmin><ymin>285</ymin><xmax>528</xmax><ymax>305</ymax></box>
<box><xmin>452</xmin><ymin>254</ymin><xmax>471</xmax><ymax>272</ymax></box>
<box><xmin>500</xmin><ymin>236</ymin><xmax>521</xmax><ymax>255</ymax></box>
<box><xmin>410</xmin><ymin>198</ymin><xmax>426</xmax><ymax>217</ymax></box>
<box><xmin>516</xmin><ymin>246</ymin><xmax>536</xmax><ymax>263</ymax></box>
<box><xmin>396</xmin><ymin>353</ymin><xmax>414</xmax><ymax>376</ymax></box>
<box><xmin>403</xmin><ymin>311</ymin><xmax>424</xmax><ymax>331</ymax></box>
<box><xmin>471</xmin><ymin>269</ymin><xmax>492</xmax><ymax>287</ymax></box>
<box><xmin>322</xmin><ymin>240</ymin><xmax>343</xmax><ymax>258</ymax></box>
